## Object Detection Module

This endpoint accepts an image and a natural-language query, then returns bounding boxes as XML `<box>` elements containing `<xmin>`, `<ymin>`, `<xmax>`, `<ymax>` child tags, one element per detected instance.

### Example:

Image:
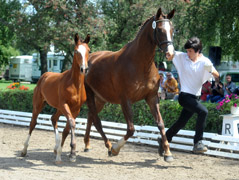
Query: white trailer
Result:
<box><xmin>9</xmin><ymin>56</ymin><xmax>33</xmax><ymax>82</ymax></box>
<box><xmin>32</xmin><ymin>52</ymin><xmax>65</xmax><ymax>83</ymax></box>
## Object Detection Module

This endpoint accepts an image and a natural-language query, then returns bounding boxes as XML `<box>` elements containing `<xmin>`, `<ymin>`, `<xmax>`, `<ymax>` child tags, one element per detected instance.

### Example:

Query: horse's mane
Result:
<box><xmin>136</xmin><ymin>16</ymin><xmax>154</xmax><ymax>39</ymax></box>
<box><xmin>127</xmin><ymin>16</ymin><xmax>154</xmax><ymax>45</ymax></box>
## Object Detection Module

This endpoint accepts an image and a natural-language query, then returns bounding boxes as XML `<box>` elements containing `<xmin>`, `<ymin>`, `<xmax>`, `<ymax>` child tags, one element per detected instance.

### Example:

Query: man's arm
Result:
<box><xmin>211</xmin><ymin>70</ymin><xmax>219</xmax><ymax>79</ymax></box>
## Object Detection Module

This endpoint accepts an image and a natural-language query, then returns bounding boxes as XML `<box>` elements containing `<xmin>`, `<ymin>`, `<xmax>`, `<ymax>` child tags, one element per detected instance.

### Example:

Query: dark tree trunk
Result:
<box><xmin>39</xmin><ymin>49</ymin><xmax>48</xmax><ymax>75</ymax></box>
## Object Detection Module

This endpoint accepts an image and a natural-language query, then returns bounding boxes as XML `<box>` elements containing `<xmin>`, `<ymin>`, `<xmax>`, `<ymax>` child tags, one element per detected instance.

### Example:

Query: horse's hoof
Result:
<box><xmin>69</xmin><ymin>155</ymin><xmax>76</xmax><ymax>162</ymax></box>
<box><xmin>111</xmin><ymin>148</ymin><xmax>119</xmax><ymax>156</ymax></box>
<box><xmin>108</xmin><ymin>150</ymin><xmax>112</xmax><ymax>156</ymax></box>
<box><xmin>21</xmin><ymin>152</ymin><xmax>26</xmax><ymax>157</ymax></box>
<box><xmin>84</xmin><ymin>148</ymin><xmax>90</xmax><ymax>152</ymax></box>
<box><xmin>55</xmin><ymin>161</ymin><xmax>62</xmax><ymax>165</ymax></box>
<box><xmin>157</xmin><ymin>138</ymin><xmax>164</xmax><ymax>157</ymax></box>
<box><xmin>164</xmin><ymin>155</ymin><xmax>174</xmax><ymax>162</ymax></box>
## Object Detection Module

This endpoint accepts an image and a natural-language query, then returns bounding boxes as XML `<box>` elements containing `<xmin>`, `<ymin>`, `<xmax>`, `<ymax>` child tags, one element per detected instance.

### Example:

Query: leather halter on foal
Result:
<box><xmin>152</xmin><ymin>18</ymin><xmax>173</xmax><ymax>53</ymax></box>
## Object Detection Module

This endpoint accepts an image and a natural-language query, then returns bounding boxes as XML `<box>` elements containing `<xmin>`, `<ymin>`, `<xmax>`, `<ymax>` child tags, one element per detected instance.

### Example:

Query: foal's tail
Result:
<box><xmin>32</xmin><ymin>75</ymin><xmax>46</xmax><ymax>115</ymax></box>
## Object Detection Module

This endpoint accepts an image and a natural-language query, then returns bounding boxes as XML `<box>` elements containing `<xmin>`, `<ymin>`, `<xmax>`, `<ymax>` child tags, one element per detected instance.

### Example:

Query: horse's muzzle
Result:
<box><xmin>80</xmin><ymin>67</ymin><xmax>89</xmax><ymax>74</ymax></box>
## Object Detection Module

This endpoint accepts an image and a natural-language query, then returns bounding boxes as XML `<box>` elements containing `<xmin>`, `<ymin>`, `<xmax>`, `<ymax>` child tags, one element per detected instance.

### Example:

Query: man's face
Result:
<box><xmin>186</xmin><ymin>48</ymin><xmax>199</xmax><ymax>61</ymax></box>
<box><xmin>167</xmin><ymin>74</ymin><xmax>172</xmax><ymax>80</ymax></box>
<box><xmin>226</xmin><ymin>76</ymin><xmax>231</xmax><ymax>82</ymax></box>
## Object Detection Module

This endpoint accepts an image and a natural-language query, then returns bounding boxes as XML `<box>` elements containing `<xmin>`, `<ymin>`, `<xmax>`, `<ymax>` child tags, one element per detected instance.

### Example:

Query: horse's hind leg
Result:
<box><xmin>21</xmin><ymin>92</ymin><xmax>45</xmax><ymax>157</ymax></box>
<box><xmin>111</xmin><ymin>99</ymin><xmax>133</xmax><ymax>156</ymax></box>
<box><xmin>145</xmin><ymin>95</ymin><xmax>173</xmax><ymax>162</ymax></box>
<box><xmin>84</xmin><ymin>97</ymin><xmax>105</xmax><ymax>152</ymax></box>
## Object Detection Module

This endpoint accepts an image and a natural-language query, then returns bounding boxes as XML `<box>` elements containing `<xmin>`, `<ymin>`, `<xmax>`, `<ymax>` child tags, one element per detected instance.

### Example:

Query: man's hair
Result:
<box><xmin>184</xmin><ymin>37</ymin><xmax>202</xmax><ymax>53</ymax></box>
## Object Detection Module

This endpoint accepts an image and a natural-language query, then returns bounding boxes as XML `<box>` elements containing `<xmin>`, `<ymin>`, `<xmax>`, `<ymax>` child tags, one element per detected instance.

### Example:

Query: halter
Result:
<box><xmin>152</xmin><ymin>18</ymin><xmax>173</xmax><ymax>53</ymax></box>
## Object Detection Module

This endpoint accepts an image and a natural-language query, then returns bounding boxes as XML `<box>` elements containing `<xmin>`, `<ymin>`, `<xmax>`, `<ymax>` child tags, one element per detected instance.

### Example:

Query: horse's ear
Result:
<box><xmin>84</xmin><ymin>34</ymin><xmax>90</xmax><ymax>44</ymax></box>
<box><xmin>75</xmin><ymin>33</ymin><xmax>79</xmax><ymax>45</ymax></box>
<box><xmin>156</xmin><ymin>8</ymin><xmax>162</xmax><ymax>19</ymax></box>
<box><xmin>167</xmin><ymin>9</ymin><xmax>175</xmax><ymax>19</ymax></box>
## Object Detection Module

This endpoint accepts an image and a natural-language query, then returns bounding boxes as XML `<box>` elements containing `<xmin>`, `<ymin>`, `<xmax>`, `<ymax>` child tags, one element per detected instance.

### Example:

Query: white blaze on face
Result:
<box><xmin>164</xmin><ymin>21</ymin><xmax>174</xmax><ymax>54</ymax></box>
<box><xmin>77</xmin><ymin>45</ymin><xmax>87</xmax><ymax>69</ymax></box>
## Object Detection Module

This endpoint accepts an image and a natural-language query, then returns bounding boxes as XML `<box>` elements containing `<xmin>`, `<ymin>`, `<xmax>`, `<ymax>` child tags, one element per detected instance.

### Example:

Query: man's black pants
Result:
<box><xmin>166</xmin><ymin>92</ymin><xmax>208</xmax><ymax>144</ymax></box>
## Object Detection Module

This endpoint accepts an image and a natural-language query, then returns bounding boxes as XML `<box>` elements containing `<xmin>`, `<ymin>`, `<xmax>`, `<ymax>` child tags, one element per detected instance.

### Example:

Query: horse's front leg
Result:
<box><xmin>111</xmin><ymin>100</ymin><xmax>134</xmax><ymax>156</ymax></box>
<box><xmin>145</xmin><ymin>95</ymin><xmax>173</xmax><ymax>162</ymax></box>
<box><xmin>61</xmin><ymin>104</ymin><xmax>77</xmax><ymax>162</ymax></box>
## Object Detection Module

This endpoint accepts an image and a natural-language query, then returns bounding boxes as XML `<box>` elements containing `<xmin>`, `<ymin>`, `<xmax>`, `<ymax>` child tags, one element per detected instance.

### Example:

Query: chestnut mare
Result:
<box><xmin>84</xmin><ymin>8</ymin><xmax>175</xmax><ymax>162</ymax></box>
<box><xmin>21</xmin><ymin>33</ymin><xmax>90</xmax><ymax>164</ymax></box>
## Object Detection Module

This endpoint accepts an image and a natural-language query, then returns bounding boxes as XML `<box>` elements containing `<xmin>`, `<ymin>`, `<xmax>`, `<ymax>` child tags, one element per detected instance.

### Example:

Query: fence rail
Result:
<box><xmin>0</xmin><ymin>109</ymin><xmax>238</xmax><ymax>160</ymax></box>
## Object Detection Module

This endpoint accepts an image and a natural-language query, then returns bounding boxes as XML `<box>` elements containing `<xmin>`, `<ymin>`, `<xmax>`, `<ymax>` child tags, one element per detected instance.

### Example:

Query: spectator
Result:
<box><xmin>200</xmin><ymin>80</ymin><xmax>212</xmax><ymax>102</ymax></box>
<box><xmin>163</xmin><ymin>72</ymin><xmax>179</xmax><ymax>100</ymax></box>
<box><xmin>158</xmin><ymin>73</ymin><xmax>166</xmax><ymax>100</ymax></box>
<box><xmin>207</xmin><ymin>77</ymin><xmax>224</xmax><ymax>103</ymax></box>
<box><xmin>224</xmin><ymin>74</ymin><xmax>236</xmax><ymax>96</ymax></box>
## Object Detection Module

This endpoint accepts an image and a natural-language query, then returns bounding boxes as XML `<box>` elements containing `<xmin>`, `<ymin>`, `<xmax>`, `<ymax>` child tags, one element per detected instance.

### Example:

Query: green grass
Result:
<box><xmin>0</xmin><ymin>80</ymin><xmax>36</xmax><ymax>90</ymax></box>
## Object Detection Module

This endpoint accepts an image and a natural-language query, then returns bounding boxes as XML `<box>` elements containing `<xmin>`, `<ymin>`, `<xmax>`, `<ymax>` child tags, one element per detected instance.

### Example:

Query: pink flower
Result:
<box><xmin>225</xmin><ymin>100</ymin><xmax>231</xmax><ymax>103</ymax></box>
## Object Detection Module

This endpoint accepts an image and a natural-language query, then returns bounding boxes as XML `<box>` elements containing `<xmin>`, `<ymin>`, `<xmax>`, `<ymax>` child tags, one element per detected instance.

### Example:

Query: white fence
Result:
<box><xmin>0</xmin><ymin>109</ymin><xmax>239</xmax><ymax>160</ymax></box>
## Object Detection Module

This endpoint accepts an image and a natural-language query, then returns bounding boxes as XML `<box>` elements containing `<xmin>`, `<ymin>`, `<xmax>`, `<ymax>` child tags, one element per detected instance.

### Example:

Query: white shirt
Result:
<box><xmin>173</xmin><ymin>51</ymin><xmax>215</xmax><ymax>96</ymax></box>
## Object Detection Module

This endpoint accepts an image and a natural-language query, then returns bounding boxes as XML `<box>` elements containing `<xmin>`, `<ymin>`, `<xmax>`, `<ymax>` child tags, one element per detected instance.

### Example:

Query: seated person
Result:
<box><xmin>163</xmin><ymin>72</ymin><xmax>179</xmax><ymax>100</ymax></box>
<box><xmin>207</xmin><ymin>77</ymin><xmax>224</xmax><ymax>103</ymax></box>
<box><xmin>224</xmin><ymin>74</ymin><xmax>236</xmax><ymax>96</ymax></box>
<box><xmin>158</xmin><ymin>73</ymin><xmax>166</xmax><ymax>100</ymax></box>
<box><xmin>200</xmin><ymin>80</ymin><xmax>212</xmax><ymax>102</ymax></box>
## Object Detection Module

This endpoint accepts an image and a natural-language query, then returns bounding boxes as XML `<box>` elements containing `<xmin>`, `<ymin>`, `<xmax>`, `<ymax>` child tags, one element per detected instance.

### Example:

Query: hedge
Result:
<box><xmin>0</xmin><ymin>90</ymin><xmax>228</xmax><ymax>134</ymax></box>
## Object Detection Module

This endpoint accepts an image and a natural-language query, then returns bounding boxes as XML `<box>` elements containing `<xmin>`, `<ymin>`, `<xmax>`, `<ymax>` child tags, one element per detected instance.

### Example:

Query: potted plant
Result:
<box><xmin>216</xmin><ymin>94</ymin><xmax>239</xmax><ymax>115</ymax></box>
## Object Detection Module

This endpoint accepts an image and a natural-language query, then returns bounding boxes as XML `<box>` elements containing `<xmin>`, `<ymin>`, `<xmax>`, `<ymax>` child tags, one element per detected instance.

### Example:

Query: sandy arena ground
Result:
<box><xmin>0</xmin><ymin>123</ymin><xmax>238</xmax><ymax>180</ymax></box>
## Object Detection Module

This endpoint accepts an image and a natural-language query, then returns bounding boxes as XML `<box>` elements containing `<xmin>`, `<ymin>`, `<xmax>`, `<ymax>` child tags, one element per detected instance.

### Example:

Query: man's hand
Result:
<box><xmin>166</xmin><ymin>51</ymin><xmax>175</xmax><ymax>61</ymax></box>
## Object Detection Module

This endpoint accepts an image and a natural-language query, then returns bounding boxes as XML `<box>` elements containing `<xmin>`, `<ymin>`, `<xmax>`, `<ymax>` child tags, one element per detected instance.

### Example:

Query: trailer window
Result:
<box><xmin>49</xmin><ymin>60</ymin><xmax>51</xmax><ymax>68</ymax></box>
<box><xmin>60</xmin><ymin>60</ymin><xmax>63</xmax><ymax>70</ymax></box>
<box><xmin>53</xmin><ymin>60</ymin><xmax>57</xmax><ymax>66</ymax></box>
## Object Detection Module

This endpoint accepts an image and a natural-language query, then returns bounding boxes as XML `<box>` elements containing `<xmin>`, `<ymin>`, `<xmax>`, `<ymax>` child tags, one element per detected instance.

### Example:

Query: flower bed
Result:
<box><xmin>6</xmin><ymin>82</ymin><xmax>29</xmax><ymax>91</ymax></box>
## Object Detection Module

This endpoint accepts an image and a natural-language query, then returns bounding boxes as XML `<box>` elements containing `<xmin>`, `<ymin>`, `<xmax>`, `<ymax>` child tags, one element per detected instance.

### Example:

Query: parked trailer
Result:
<box><xmin>9</xmin><ymin>56</ymin><xmax>33</xmax><ymax>82</ymax></box>
<box><xmin>32</xmin><ymin>52</ymin><xmax>65</xmax><ymax>83</ymax></box>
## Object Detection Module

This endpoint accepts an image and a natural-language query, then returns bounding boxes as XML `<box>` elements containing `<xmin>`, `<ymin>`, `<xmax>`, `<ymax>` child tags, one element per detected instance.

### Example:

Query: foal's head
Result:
<box><xmin>152</xmin><ymin>8</ymin><xmax>175</xmax><ymax>60</ymax></box>
<box><xmin>74</xmin><ymin>33</ymin><xmax>90</xmax><ymax>74</ymax></box>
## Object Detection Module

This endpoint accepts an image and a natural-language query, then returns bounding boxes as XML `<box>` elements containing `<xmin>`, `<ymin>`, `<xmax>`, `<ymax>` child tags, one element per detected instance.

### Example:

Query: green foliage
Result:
<box><xmin>183</xmin><ymin>0</ymin><xmax>239</xmax><ymax>60</ymax></box>
<box><xmin>0</xmin><ymin>89</ymin><xmax>226</xmax><ymax>133</ymax></box>
<box><xmin>0</xmin><ymin>0</ymin><xmax>21</xmax><ymax>66</ymax></box>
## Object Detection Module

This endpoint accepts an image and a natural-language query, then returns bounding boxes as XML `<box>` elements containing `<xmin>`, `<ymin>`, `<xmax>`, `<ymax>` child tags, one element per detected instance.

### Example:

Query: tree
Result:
<box><xmin>182</xmin><ymin>0</ymin><xmax>239</xmax><ymax>61</ymax></box>
<box><xmin>97</xmin><ymin>0</ymin><xmax>189</xmax><ymax>68</ymax></box>
<box><xmin>0</xmin><ymin>0</ymin><xmax>21</xmax><ymax>67</ymax></box>
<box><xmin>15</xmin><ymin>0</ymin><xmax>100</xmax><ymax>73</ymax></box>
<box><xmin>14</xmin><ymin>0</ymin><xmax>58</xmax><ymax>74</ymax></box>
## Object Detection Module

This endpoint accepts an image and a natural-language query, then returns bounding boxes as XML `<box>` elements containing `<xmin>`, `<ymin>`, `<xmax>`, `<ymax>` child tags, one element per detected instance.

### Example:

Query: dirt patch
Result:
<box><xmin>0</xmin><ymin>123</ymin><xmax>238</xmax><ymax>180</ymax></box>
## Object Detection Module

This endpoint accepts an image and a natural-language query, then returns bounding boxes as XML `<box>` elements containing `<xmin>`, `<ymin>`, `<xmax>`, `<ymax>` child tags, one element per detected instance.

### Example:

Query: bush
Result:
<box><xmin>0</xmin><ymin>90</ymin><xmax>226</xmax><ymax>133</ymax></box>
